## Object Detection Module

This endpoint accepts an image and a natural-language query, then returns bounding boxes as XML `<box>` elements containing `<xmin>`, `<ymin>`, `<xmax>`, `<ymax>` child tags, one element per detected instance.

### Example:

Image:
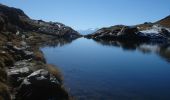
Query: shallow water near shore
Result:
<box><xmin>41</xmin><ymin>38</ymin><xmax>170</xmax><ymax>100</ymax></box>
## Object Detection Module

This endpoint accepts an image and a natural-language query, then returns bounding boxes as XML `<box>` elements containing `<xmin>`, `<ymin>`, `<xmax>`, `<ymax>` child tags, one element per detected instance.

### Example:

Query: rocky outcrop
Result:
<box><xmin>4</xmin><ymin>40</ymin><xmax>70</xmax><ymax>100</ymax></box>
<box><xmin>36</xmin><ymin>20</ymin><xmax>81</xmax><ymax>39</ymax></box>
<box><xmin>85</xmin><ymin>15</ymin><xmax>170</xmax><ymax>43</ymax></box>
<box><xmin>85</xmin><ymin>25</ymin><xmax>146</xmax><ymax>41</ymax></box>
<box><xmin>85</xmin><ymin>25</ymin><xmax>170</xmax><ymax>43</ymax></box>
<box><xmin>85</xmin><ymin>25</ymin><xmax>124</xmax><ymax>39</ymax></box>
<box><xmin>16</xmin><ymin>69</ymin><xmax>69</xmax><ymax>100</ymax></box>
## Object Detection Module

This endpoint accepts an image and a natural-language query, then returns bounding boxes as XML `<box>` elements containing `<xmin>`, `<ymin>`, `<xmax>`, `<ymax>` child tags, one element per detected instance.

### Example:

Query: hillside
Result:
<box><xmin>85</xmin><ymin>15</ymin><xmax>170</xmax><ymax>42</ymax></box>
<box><xmin>0</xmin><ymin>3</ymin><xmax>80</xmax><ymax>100</ymax></box>
<box><xmin>156</xmin><ymin>15</ymin><xmax>170</xmax><ymax>28</ymax></box>
<box><xmin>0</xmin><ymin>4</ymin><xmax>80</xmax><ymax>38</ymax></box>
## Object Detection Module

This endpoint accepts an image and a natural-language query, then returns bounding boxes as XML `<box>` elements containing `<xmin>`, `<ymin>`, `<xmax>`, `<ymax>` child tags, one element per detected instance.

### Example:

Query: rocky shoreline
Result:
<box><xmin>85</xmin><ymin>16</ymin><xmax>170</xmax><ymax>44</ymax></box>
<box><xmin>0</xmin><ymin>4</ymin><xmax>80</xmax><ymax>100</ymax></box>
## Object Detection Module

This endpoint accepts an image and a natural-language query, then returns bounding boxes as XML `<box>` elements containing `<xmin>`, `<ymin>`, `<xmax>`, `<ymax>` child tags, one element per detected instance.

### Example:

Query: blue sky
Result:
<box><xmin>0</xmin><ymin>0</ymin><xmax>170</xmax><ymax>30</ymax></box>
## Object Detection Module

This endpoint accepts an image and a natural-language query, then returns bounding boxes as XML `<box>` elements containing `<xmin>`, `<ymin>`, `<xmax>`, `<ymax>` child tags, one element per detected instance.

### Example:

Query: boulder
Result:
<box><xmin>6</xmin><ymin>42</ymin><xmax>33</xmax><ymax>60</ymax></box>
<box><xmin>16</xmin><ymin>69</ymin><xmax>69</xmax><ymax>100</ymax></box>
<box><xmin>160</xmin><ymin>28</ymin><xmax>170</xmax><ymax>37</ymax></box>
<box><xmin>7</xmin><ymin>60</ymin><xmax>33</xmax><ymax>87</ymax></box>
<box><xmin>8</xmin><ymin>67</ymin><xmax>30</xmax><ymax>76</ymax></box>
<box><xmin>117</xmin><ymin>26</ymin><xmax>138</xmax><ymax>36</ymax></box>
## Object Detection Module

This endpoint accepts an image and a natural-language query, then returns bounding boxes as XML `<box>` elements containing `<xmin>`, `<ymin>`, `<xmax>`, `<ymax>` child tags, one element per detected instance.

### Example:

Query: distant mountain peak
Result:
<box><xmin>87</xmin><ymin>28</ymin><xmax>98</xmax><ymax>31</ymax></box>
<box><xmin>77</xmin><ymin>28</ymin><xmax>99</xmax><ymax>35</ymax></box>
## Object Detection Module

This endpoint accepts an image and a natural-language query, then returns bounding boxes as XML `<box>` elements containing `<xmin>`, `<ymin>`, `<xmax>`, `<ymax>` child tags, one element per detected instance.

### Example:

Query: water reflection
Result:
<box><xmin>93</xmin><ymin>38</ymin><xmax>170</xmax><ymax>63</ymax></box>
<box><xmin>41</xmin><ymin>37</ymin><xmax>78</xmax><ymax>47</ymax></box>
<box><xmin>42</xmin><ymin>38</ymin><xmax>170</xmax><ymax>100</ymax></box>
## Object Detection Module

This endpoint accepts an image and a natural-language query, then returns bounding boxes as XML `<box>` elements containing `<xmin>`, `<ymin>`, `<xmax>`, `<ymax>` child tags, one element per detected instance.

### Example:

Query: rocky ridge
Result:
<box><xmin>0</xmin><ymin>4</ymin><xmax>81</xmax><ymax>38</ymax></box>
<box><xmin>85</xmin><ymin>16</ymin><xmax>170</xmax><ymax>43</ymax></box>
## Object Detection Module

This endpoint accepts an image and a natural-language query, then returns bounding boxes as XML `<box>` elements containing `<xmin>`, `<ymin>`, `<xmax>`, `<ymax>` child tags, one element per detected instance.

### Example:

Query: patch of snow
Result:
<box><xmin>140</xmin><ymin>29</ymin><xmax>160</xmax><ymax>34</ymax></box>
<box><xmin>140</xmin><ymin>25</ymin><xmax>161</xmax><ymax>34</ymax></box>
<box><xmin>140</xmin><ymin>25</ymin><xmax>170</xmax><ymax>35</ymax></box>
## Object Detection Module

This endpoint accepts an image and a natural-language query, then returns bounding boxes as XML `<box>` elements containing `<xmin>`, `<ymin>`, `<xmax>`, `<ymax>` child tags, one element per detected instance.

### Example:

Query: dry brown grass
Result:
<box><xmin>0</xmin><ymin>68</ymin><xmax>7</xmax><ymax>83</ymax></box>
<box><xmin>46</xmin><ymin>64</ymin><xmax>63</xmax><ymax>82</ymax></box>
<box><xmin>0</xmin><ymin>52</ymin><xmax>14</xmax><ymax>67</ymax></box>
<box><xmin>33</xmin><ymin>50</ymin><xmax>46</xmax><ymax>63</ymax></box>
<box><xmin>156</xmin><ymin>15</ymin><xmax>170</xmax><ymax>28</ymax></box>
<box><xmin>0</xmin><ymin>82</ymin><xmax>10</xmax><ymax>100</ymax></box>
<box><xmin>0</xmin><ymin>34</ymin><xmax>7</xmax><ymax>45</ymax></box>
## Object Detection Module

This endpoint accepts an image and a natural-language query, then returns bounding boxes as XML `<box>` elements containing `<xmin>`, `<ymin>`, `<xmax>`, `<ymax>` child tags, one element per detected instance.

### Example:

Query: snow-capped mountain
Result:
<box><xmin>77</xmin><ymin>28</ymin><xmax>99</xmax><ymax>35</ymax></box>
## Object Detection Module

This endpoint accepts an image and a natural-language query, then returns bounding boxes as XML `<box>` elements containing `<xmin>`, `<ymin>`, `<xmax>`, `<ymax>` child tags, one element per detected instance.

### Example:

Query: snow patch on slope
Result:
<box><xmin>140</xmin><ymin>25</ymin><xmax>170</xmax><ymax>34</ymax></box>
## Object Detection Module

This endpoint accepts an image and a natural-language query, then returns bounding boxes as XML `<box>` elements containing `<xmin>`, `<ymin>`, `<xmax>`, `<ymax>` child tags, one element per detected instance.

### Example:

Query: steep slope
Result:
<box><xmin>156</xmin><ymin>15</ymin><xmax>170</xmax><ymax>28</ymax></box>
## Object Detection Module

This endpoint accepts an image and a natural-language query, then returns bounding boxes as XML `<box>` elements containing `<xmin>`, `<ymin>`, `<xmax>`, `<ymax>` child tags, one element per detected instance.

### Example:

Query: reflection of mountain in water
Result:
<box><xmin>41</xmin><ymin>37</ymin><xmax>77</xmax><ymax>48</ymax></box>
<box><xmin>93</xmin><ymin>39</ymin><xmax>170</xmax><ymax>63</ymax></box>
<box><xmin>139</xmin><ymin>44</ymin><xmax>170</xmax><ymax>62</ymax></box>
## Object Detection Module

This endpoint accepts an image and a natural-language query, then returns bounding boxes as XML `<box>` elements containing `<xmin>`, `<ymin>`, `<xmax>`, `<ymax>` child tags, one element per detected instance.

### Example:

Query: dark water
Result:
<box><xmin>41</xmin><ymin>38</ymin><xmax>170</xmax><ymax>100</ymax></box>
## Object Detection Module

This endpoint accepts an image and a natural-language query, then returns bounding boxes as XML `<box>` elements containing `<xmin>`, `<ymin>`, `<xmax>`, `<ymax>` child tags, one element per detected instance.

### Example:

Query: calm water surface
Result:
<box><xmin>41</xmin><ymin>38</ymin><xmax>170</xmax><ymax>100</ymax></box>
